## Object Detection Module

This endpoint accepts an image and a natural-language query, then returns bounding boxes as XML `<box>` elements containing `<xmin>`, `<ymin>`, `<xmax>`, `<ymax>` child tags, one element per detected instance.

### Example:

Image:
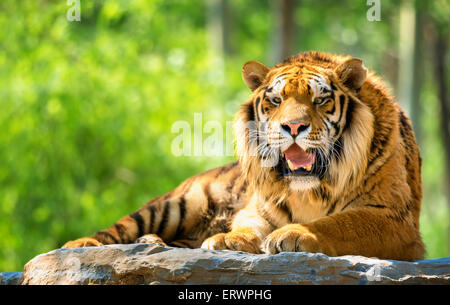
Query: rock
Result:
<box><xmin>0</xmin><ymin>272</ymin><xmax>23</xmax><ymax>285</ymax></box>
<box><xmin>21</xmin><ymin>243</ymin><xmax>450</xmax><ymax>285</ymax></box>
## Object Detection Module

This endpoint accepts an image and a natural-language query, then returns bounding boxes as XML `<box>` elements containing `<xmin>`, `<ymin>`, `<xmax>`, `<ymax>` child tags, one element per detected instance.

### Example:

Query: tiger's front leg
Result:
<box><xmin>62</xmin><ymin>237</ymin><xmax>104</xmax><ymax>248</ymax></box>
<box><xmin>262</xmin><ymin>224</ymin><xmax>334</xmax><ymax>255</ymax></box>
<box><xmin>262</xmin><ymin>206</ymin><xmax>424</xmax><ymax>261</ymax></box>
<box><xmin>135</xmin><ymin>234</ymin><xmax>168</xmax><ymax>246</ymax></box>
<box><xmin>201</xmin><ymin>201</ymin><xmax>272</xmax><ymax>254</ymax></box>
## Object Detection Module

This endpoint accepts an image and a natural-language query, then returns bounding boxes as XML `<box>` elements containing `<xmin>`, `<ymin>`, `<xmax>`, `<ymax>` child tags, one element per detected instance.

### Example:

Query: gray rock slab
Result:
<box><xmin>20</xmin><ymin>243</ymin><xmax>450</xmax><ymax>285</ymax></box>
<box><xmin>0</xmin><ymin>272</ymin><xmax>23</xmax><ymax>285</ymax></box>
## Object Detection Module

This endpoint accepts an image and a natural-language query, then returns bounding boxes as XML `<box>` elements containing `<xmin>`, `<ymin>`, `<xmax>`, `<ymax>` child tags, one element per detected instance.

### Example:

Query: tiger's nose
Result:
<box><xmin>281</xmin><ymin>121</ymin><xmax>310</xmax><ymax>137</ymax></box>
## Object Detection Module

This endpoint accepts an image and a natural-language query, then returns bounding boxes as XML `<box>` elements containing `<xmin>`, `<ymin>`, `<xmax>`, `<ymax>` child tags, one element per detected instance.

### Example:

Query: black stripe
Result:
<box><xmin>323</xmin><ymin>118</ymin><xmax>330</xmax><ymax>134</ymax></box>
<box><xmin>318</xmin><ymin>185</ymin><xmax>331</xmax><ymax>203</ymax></box>
<box><xmin>326</xmin><ymin>200</ymin><xmax>338</xmax><ymax>216</ymax></box>
<box><xmin>94</xmin><ymin>231</ymin><xmax>119</xmax><ymax>244</ymax></box>
<box><xmin>259</xmin><ymin>97</ymin><xmax>266</xmax><ymax>115</ymax></box>
<box><xmin>329</xmin><ymin>90</ymin><xmax>335</xmax><ymax>101</ymax></box>
<box><xmin>147</xmin><ymin>205</ymin><xmax>156</xmax><ymax>233</ymax></box>
<box><xmin>325</xmin><ymin>117</ymin><xmax>340</xmax><ymax>137</ymax></box>
<box><xmin>386</xmin><ymin>208</ymin><xmax>409</xmax><ymax>222</ymax></box>
<box><xmin>162</xmin><ymin>190</ymin><xmax>174</xmax><ymax>200</ymax></box>
<box><xmin>368</xmin><ymin>124</ymin><xmax>393</xmax><ymax>168</ymax></box>
<box><xmin>330</xmin><ymin>81</ymin><xmax>337</xmax><ymax>91</ymax></box>
<box><xmin>367</xmin><ymin>150</ymin><xmax>394</xmax><ymax>179</ymax></box>
<box><xmin>201</xmin><ymin>184</ymin><xmax>217</xmax><ymax>226</ymax></box>
<box><xmin>255</xmin><ymin>96</ymin><xmax>261</xmax><ymax>109</ymax></box>
<box><xmin>343</xmin><ymin>97</ymin><xmax>354</xmax><ymax>131</ymax></box>
<box><xmin>399</xmin><ymin>111</ymin><xmax>412</xmax><ymax>142</ymax></box>
<box><xmin>226</xmin><ymin>171</ymin><xmax>240</xmax><ymax>193</ymax></box>
<box><xmin>399</xmin><ymin>111</ymin><xmax>411</xmax><ymax>130</ymax></box>
<box><xmin>113</xmin><ymin>223</ymin><xmax>127</xmax><ymax>243</ymax></box>
<box><xmin>204</xmin><ymin>184</ymin><xmax>216</xmax><ymax>214</ymax></box>
<box><xmin>214</xmin><ymin>162</ymin><xmax>236</xmax><ymax>178</ymax></box>
<box><xmin>341</xmin><ymin>199</ymin><xmax>356</xmax><ymax>212</ymax></box>
<box><xmin>333</xmin><ymin>122</ymin><xmax>341</xmax><ymax>137</ymax></box>
<box><xmin>365</xmin><ymin>204</ymin><xmax>387</xmax><ymax>209</ymax></box>
<box><xmin>325</xmin><ymin>101</ymin><xmax>336</xmax><ymax>115</ymax></box>
<box><xmin>157</xmin><ymin>201</ymin><xmax>171</xmax><ymax>236</ymax></box>
<box><xmin>238</xmin><ymin>181</ymin><xmax>247</xmax><ymax>195</ymax></box>
<box><xmin>130</xmin><ymin>212</ymin><xmax>145</xmax><ymax>238</ymax></box>
<box><xmin>399</xmin><ymin>121</ymin><xmax>406</xmax><ymax>138</ymax></box>
<box><xmin>338</xmin><ymin>94</ymin><xmax>346</xmax><ymax>122</ymax></box>
<box><xmin>252</xmin><ymin>97</ymin><xmax>260</xmax><ymax>122</ymax></box>
<box><xmin>253</xmin><ymin>98</ymin><xmax>259</xmax><ymax>122</ymax></box>
<box><xmin>370</xmin><ymin>125</ymin><xmax>392</xmax><ymax>154</ymax></box>
<box><xmin>175</xmin><ymin>196</ymin><xmax>186</xmax><ymax>237</ymax></box>
<box><xmin>214</xmin><ymin>167</ymin><xmax>228</xmax><ymax>178</ymax></box>
<box><xmin>278</xmin><ymin>202</ymin><xmax>293</xmax><ymax>223</ymax></box>
<box><xmin>342</xmin><ymin>179</ymin><xmax>382</xmax><ymax>212</ymax></box>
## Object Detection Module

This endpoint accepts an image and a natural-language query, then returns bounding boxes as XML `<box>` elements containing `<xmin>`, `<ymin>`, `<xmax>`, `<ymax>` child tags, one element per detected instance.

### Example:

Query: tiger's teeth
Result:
<box><xmin>287</xmin><ymin>160</ymin><xmax>296</xmax><ymax>171</ymax></box>
<box><xmin>305</xmin><ymin>164</ymin><xmax>312</xmax><ymax>171</ymax></box>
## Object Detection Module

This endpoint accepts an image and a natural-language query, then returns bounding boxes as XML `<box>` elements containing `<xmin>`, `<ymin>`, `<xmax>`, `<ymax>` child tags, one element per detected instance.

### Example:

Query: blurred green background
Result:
<box><xmin>0</xmin><ymin>0</ymin><xmax>448</xmax><ymax>271</ymax></box>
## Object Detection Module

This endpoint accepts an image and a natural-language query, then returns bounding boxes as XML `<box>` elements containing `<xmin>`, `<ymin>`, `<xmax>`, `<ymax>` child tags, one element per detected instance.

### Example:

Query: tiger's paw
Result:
<box><xmin>201</xmin><ymin>231</ymin><xmax>262</xmax><ymax>254</ymax></box>
<box><xmin>62</xmin><ymin>237</ymin><xmax>103</xmax><ymax>249</ymax></box>
<box><xmin>135</xmin><ymin>234</ymin><xmax>168</xmax><ymax>246</ymax></box>
<box><xmin>262</xmin><ymin>224</ymin><xmax>324</xmax><ymax>254</ymax></box>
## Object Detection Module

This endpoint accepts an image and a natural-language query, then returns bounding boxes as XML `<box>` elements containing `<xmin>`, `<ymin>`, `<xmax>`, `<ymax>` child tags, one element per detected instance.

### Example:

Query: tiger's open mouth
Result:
<box><xmin>280</xmin><ymin>144</ymin><xmax>318</xmax><ymax>176</ymax></box>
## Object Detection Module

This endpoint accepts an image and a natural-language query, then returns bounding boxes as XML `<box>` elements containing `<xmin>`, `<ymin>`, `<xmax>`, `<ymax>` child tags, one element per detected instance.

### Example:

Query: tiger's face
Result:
<box><xmin>262</xmin><ymin>67</ymin><xmax>347</xmax><ymax>190</ymax></box>
<box><xmin>238</xmin><ymin>54</ymin><xmax>369</xmax><ymax>192</ymax></box>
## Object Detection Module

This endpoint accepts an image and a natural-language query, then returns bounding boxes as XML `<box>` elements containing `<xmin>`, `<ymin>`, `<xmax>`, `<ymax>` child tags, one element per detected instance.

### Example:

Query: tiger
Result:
<box><xmin>62</xmin><ymin>51</ymin><xmax>425</xmax><ymax>261</ymax></box>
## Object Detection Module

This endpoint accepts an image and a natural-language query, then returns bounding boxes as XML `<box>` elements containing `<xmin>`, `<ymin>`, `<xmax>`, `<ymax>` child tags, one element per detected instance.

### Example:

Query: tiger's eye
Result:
<box><xmin>269</xmin><ymin>97</ymin><xmax>282</xmax><ymax>106</ymax></box>
<box><xmin>314</xmin><ymin>97</ymin><xmax>331</xmax><ymax>106</ymax></box>
<box><xmin>313</xmin><ymin>98</ymin><xmax>322</xmax><ymax>104</ymax></box>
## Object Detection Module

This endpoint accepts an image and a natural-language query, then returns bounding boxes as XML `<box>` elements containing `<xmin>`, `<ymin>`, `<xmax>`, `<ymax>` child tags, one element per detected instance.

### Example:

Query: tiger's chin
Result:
<box><xmin>287</xmin><ymin>175</ymin><xmax>321</xmax><ymax>192</ymax></box>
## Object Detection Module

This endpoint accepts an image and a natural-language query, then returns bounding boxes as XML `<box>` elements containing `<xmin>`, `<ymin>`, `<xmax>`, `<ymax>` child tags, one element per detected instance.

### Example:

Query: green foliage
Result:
<box><xmin>0</xmin><ymin>0</ymin><xmax>448</xmax><ymax>271</ymax></box>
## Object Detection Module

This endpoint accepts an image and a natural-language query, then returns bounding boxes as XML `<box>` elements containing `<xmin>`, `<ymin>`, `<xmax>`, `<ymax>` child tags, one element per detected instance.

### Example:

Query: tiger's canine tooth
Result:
<box><xmin>305</xmin><ymin>164</ymin><xmax>312</xmax><ymax>171</ymax></box>
<box><xmin>287</xmin><ymin>160</ymin><xmax>296</xmax><ymax>171</ymax></box>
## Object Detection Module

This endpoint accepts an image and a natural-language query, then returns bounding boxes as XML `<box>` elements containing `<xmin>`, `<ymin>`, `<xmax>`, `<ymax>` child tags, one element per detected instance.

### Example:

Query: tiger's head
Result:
<box><xmin>235</xmin><ymin>52</ymin><xmax>375</xmax><ymax>196</ymax></box>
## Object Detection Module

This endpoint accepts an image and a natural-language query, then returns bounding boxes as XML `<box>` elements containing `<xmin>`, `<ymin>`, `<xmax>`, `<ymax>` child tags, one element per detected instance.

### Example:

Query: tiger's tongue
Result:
<box><xmin>284</xmin><ymin>144</ymin><xmax>315</xmax><ymax>170</ymax></box>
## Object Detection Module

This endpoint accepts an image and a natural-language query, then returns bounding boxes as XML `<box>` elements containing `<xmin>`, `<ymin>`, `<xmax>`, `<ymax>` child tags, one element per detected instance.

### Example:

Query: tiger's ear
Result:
<box><xmin>335</xmin><ymin>58</ymin><xmax>367</xmax><ymax>90</ymax></box>
<box><xmin>242</xmin><ymin>61</ymin><xmax>270</xmax><ymax>91</ymax></box>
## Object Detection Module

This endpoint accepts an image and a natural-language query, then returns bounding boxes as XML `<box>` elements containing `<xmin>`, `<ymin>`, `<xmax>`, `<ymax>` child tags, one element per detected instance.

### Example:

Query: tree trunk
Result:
<box><xmin>220</xmin><ymin>0</ymin><xmax>232</xmax><ymax>55</ymax></box>
<box><xmin>272</xmin><ymin>0</ymin><xmax>296</xmax><ymax>63</ymax></box>
<box><xmin>206</xmin><ymin>0</ymin><xmax>230</xmax><ymax>84</ymax></box>
<box><xmin>432</xmin><ymin>27</ymin><xmax>450</xmax><ymax>205</ymax></box>
<box><xmin>397</xmin><ymin>0</ymin><xmax>416</xmax><ymax>119</ymax></box>
<box><xmin>411</xmin><ymin>11</ymin><xmax>424</xmax><ymax>145</ymax></box>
